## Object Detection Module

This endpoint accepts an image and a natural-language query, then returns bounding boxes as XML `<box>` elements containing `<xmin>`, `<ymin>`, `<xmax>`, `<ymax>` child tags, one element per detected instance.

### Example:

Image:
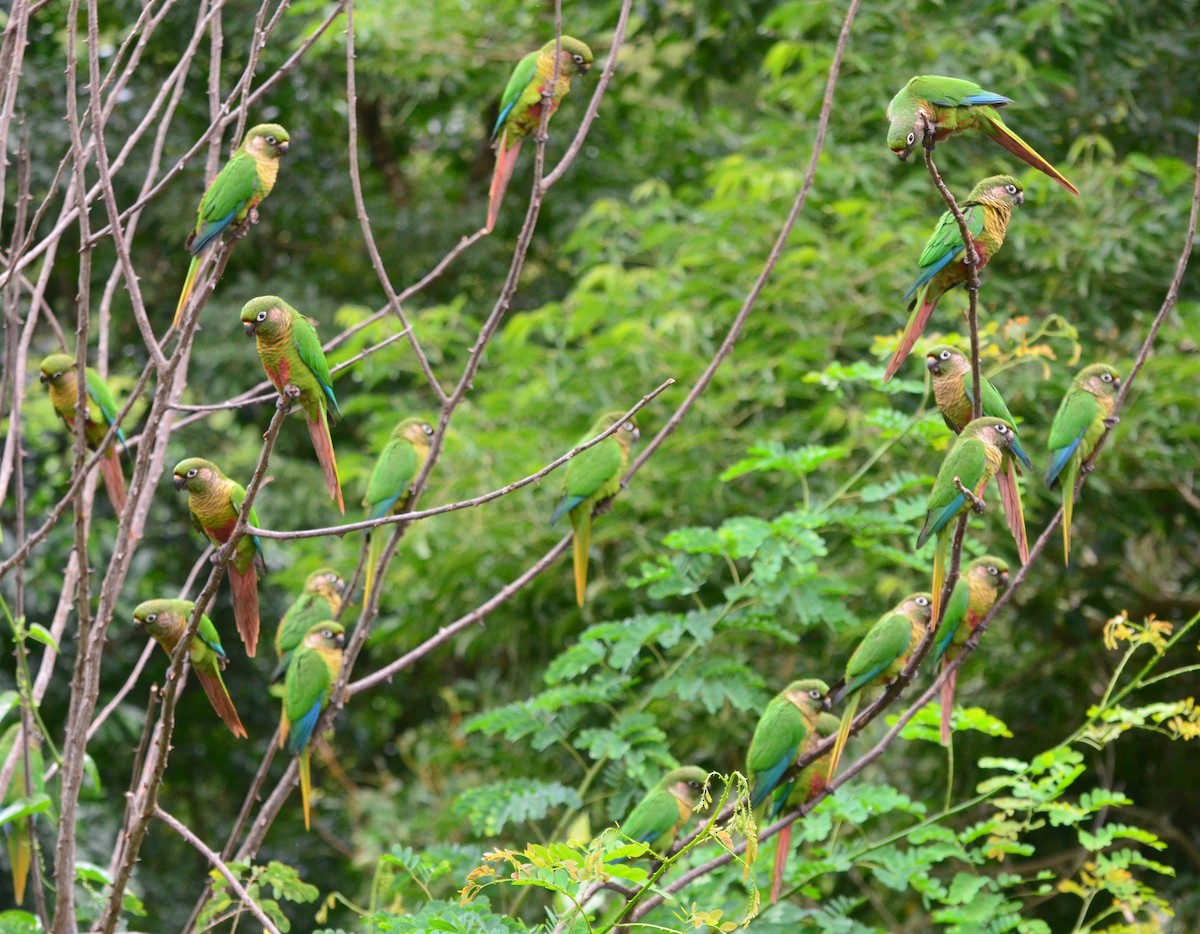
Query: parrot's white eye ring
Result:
<box><xmin>257</xmin><ymin>311</ymin><xmax>268</xmax><ymax>322</ymax></box>
<box><xmin>572</xmin><ymin>54</ymin><xmax>584</xmax><ymax>65</ymax></box>
<box><xmin>917</xmin><ymin>596</ymin><xmax>930</xmax><ymax>607</ymax></box>
<box><xmin>186</xmin><ymin>468</ymin><xmax>198</xmax><ymax>478</ymax></box>
<box><xmin>1005</xmin><ymin>184</ymin><xmax>1018</xmax><ymax>194</ymax></box>
<box><xmin>907</xmin><ymin>132</ymin><xmax>915</xmax><ymax>145</ymax></box>
<box><xmin>146</xmin><ymin>614</ymin><xmax>156</xmax><ymax>623</ymax></box>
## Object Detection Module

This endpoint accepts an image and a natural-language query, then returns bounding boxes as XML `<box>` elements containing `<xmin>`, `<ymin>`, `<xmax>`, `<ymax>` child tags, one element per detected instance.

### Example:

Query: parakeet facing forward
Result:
<box><xmin>486</xmin><ymin>37</ymin><xmax>593</xmax><ymax>233</ymax></box>
<box><xmin>133</xmin><ymin>598</ymin><xmax>247</xmax><ymax>738</ymax></box>
<box><xmin>886</xmin><ymin>75</ymin><xmax>1078</xmax><ymax>194</ymax></box>
<box><xmin>615</xmin><ymin>765</ymin><xmax>708</xmax><ymax>858</ymax></box>
<box><xmin>173</xmin><ymin>457</ymin><xmax>267</xmax><ymax>657</ymax></box>
<box><xmin>884</xmin><ymin>176</ymin><xmax>1024</xmax><ymax>382</ymax></box>
<box><xmin>1045</xmin><ymin>363</ymin><xmax>1121</xmax><ymax>565</ymax></box>
<box><xmin>550</xmin><ymin>412</ymin><xmax>639</xmax><ymax>607</ymax></box>
<box><xmin>38</xmin><ymin>353</ymin><xmax>127</xmax><ymax>514</ymax></box>
<box><xmin>174</xmin><ymin>123</ymin><xmax>289</xmax><ymax>326</ymax></box>
<box><xmin>272</xmin><ymin>569</ymin><xmax>345</xmax><ymax>684</ymax></box>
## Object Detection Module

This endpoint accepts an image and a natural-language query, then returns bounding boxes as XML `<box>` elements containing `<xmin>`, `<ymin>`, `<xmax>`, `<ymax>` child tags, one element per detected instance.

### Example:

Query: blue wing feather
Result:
<box><xmin>287</xmin><ymin>699</ymin><xmax>323</xmax><ymax>755</ymax></box>
<box><xmin>191</xmin><ymin>207</ymin><xmax>243</xmax><ymax>254</ymax></box>
<box><xmin>750</xmin><ymin>745</ymin><xmax>799</xmax><ymax>809</ymax></box>
<box><xmin>927</xmin><ymin>493</ymin><xmax>966</xmax><ymax>539</ymax></box>
<box><xmin>550</xmin><ymin>494</ymin><xmax>586</xmax><ymax>526</ymax></box>
<box><xmin>1045</xmin><ymin>438</ymin><xmax>1082</xmax><ymax>489</ymax></box>
<box><xmin>904</xmin><ymin>247</ymin><xmax>960</xmax><ymax>300</ymax></box>
<box><xmin>368</xmin><ymin>492</ymin><xmax>403</xmax><ymax>521</ymax></box>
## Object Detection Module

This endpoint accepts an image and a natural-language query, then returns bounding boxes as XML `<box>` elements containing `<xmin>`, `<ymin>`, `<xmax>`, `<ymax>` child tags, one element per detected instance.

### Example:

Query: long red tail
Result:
<box><xmin>307</xmin><ymin>413</ymin><xmax>344</xmax><ymax>513</ymax></box>
<box><xmin>228</xmin><ymin>564</ymin><xmax>260</xmax><ymax>657</ymax></box>
<box><xmin>486</xmin><ymin>136</ymin><xmax>524</xmax><ymax>234</ymax></box>
<box><xmin>940</xmin><ymin>666</ymin><xmax>959</xmax><ymax>745</ymax></box>
<box><xmin>983</xmin><ymin>117</ymin><xmax>1079</xmax><ymax>195</ymax></box>
<box><xmin>99</xmin><ymin>446</ymin><xmax>127</xmax><ymax>515</ymax></box>
<box><xmin>194</xmin><ymin>668</ymin><xmax>248</xmax><ymax>738</ymax></box>
<box><xmin>883</xmin><ymin>293</ymin><xmax>937</xmax><ymax>382</ymax></box>
<box><xmin>770</xmin><ymin>823</ymin><xmax>793</xmax><ymax>903</ymax></box>
<box><xmin>996</xmin><ymin>458</ymin><xmax>1028</xmax><ymax>564</ymax></box>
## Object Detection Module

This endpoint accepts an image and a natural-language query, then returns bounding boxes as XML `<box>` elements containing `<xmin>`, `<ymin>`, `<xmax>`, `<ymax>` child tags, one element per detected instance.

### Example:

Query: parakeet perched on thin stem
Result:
<box><xmin>362</xmin><ymin>418</ymin><xmax>435</xmax><ymax>602</ymax></box>
<box><xmin>272</xmin><ymin>569</ymin><xmax>345</xmax><ymax>684</ymax></box>
<box><xmin>550</xmin><ymin>412</ymin><xmax>639</xmax><ymax>606</ymax></box>
<box><xmin>38</xmin><ymin>353</ymin><xmax>127</xmax><ymax>514</ymax></box>
<box><xmin>917</xmin><ymin>418</ymin><xmax>1031</xmax><ymax>624</ymax></box>
<box><xmin>0</xmin><ymin>724</ymin><xmax>46</xmax><ymax>906</ymax></box>
<box><xmin>174</xmin><ymin>123</ymin><xmax>289</xmax><ymax>326</ymax></box>
<box><xmin>1045</xmin><ymin>364</ymin><xmax>1122</xmax><ymax>565</ymax></box>
<box><xmin>486</xmin><ymin>37</ymin><xmax>593</xmax><ymax>233</ymax></box>
<box><xmin>133</xmin><ymin>599</ymin><xmax>247</xmax><ymax>738</ymax></box>
<box><xmin>884</xmin><ymin>176</ymin><xmax>1024</xmax><ymax>382</ymax></box>
<box><xmin>173</xmin><ymin>457</ymin><xmax>267</xmax><ymax>657</ymax></box>
<box><xmin>927</xmin><ymin>345</ymin><xmax>1028</xmax><ymax>563</ymax></box>
<box><xmin>614</xmin><ymin>766</ymin><xmax>708</xmax><ymax>859</ymax></box>
<box><xmin>826</xmin><ymin>594</ymin><xmax>933</xmax><ymax>783</ymax></box>
<box><xmin>929</xmin><ymin>557</ymin><xmax>1009</xmax><ymax>745</ymax></box>
<box><xmin>886</xmin><ymin>75</ymin><xmax>1078</xmax><ymax>194</ymax></box>
<box><xmin>280</xmin><ymin>621</ymin><xmax>345</xmax><ymax>831</ymax></box>
<box><xmin>241</xmin><ymin>296</ymin><xmax>344</xmax><ymax>512</ymax></box>
<box><xmin>770</xmin><ymin>711</ymin><xmax>839</xmax><ymax>903</ymax></box>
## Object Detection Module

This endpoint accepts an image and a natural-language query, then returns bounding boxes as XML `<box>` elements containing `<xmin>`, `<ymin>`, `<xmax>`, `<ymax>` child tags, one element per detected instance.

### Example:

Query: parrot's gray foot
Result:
<box><xmin>283</xmin><ymin>384</ymin><xmax>303</xmax><ymax>400</ymax></box>
<box><xmin>249</xmin><ymin>207</ymin><xmax>260</xmax><ymax>225</ymax></box>
<box><xmin>1104</xmin><ymin>415</ymin><xmax>1120</xmax><ymax>429</ymax></box>
<box><xmin>954</xmin><ymin>476</ymin><xmax>986</xmax><ymax>513</ymax></box>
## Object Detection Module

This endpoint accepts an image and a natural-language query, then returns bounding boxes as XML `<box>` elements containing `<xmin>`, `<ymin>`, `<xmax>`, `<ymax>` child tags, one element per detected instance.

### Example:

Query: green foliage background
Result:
<box><xmin>3</xmin><ymin>0</ymin><xmax>1199</xmax><ymax>930</ymax></box>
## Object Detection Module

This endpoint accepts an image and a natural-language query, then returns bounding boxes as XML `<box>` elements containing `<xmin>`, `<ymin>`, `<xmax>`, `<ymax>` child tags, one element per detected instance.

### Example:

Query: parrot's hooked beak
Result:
<box><xmin>172</xmin><ymin>474</ymin><xmax>187</xmax><ymax>490</ymax></box>
<box><xmin>820</xmin><ymin>694</ymin><xmax>833</xmax><ymax>712</ymax></box>
<box><xmin>894</xmin><ymin>148</ymin><xmax>910</xmax><ymax>162</ymax></box>
<box><xmin>925</xmin><ymin>354</ymin><xmax>939</xmax><ymax>374</ymax></box>
<box><xmin>999</xmin><ymin>569</ymin><xmax>1010</xmax><ymax>588</ymax></box>
<box><xmin>1015</xmin><ymin>191</ymin><xmax>1025</xmax><ymax>205</ymax></box>
<box><xmin>38</xmin><ymin>371</ymin><xmax>50</xmax><ymax>384</ymax></box>
<box><xmin>243</xmin><ymin>321</ymin><xmax>257</xmax><ymax>337</ymax></box>
<box><xmin>278</xmin><ymin>140</ymin><xmax>289</xmax><ymax>154</ymax></box>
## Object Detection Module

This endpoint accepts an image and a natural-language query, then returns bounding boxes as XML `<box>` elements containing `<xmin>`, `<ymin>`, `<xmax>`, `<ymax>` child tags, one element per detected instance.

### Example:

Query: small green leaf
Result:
<box><xmin>26</xmin><ymin>624</ymin><xmax>59</xmax><ymax>652</ymax></box>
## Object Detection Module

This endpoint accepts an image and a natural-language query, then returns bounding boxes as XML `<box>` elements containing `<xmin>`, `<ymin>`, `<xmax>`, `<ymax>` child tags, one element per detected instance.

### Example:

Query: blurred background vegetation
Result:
<box><xmin>4</xmin><ymin>0</ymin><xmax>1199</xmax><ymax>929</ymax></box>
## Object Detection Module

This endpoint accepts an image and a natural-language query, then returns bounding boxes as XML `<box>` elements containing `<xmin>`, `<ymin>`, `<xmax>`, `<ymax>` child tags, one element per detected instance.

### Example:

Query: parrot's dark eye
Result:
<box><xmin>1005</xmin><ymin>184</ymin><xmax>1018</xmax><ymax>194</ymax></box>
<box><xmin>266</xmin><ymin>135</ymin><xmax>276</xmax><ymax>144</ymax></box>
<box><xmin>1101</xmin><ymin>373</ymin><xmax>1113</xmax><ymax>382</ymax></box>
<box><xmin>907</xmin><ymin>132</ymin><xmax>915</xmax><ymax>145</ymax></box>
<box><xmin>572</xmin><ymin>54</ymin><xmax>584</xmax><ymax>65</ymax></box>
<box><xmin>186</xmin><ymin>468</ymin><xmax>198</xmax><ymax>478</ymax></box>
<box><xmin>145</xmin><ymin>614</ymin><xmax>156</xmax><ymax>623</ymax></box>
<box><xmin>256</xmin><ymin>311</ymin><xmax>267</xmax><ymax>322</ymax></box>
<box><xmin>808</xmin><ymin>689</ymin><xmax>822</xmax><ymax>699</ymax></box>
<box><xmin>996</xmin><ymin>424</ymin><xmax>1009</xmax><ymax>435</ymax></box>
<box><xmin>423</xmin><ymin>423</ymin><xmax>434</xmax><ymax>435</ymax></box>
<box><xmin>988</xmin><ymin>566</ymin><xmax>999</xmax><ymax>575</ymax></box>
<box><xmin>623</xmin><ymin>422</ymin><xmax>634</xmax><ymax>432</ymax></box>
<box><xmin>940</xmin><ymin>350</ymin><xmax>951</xmax><ymax>359</ymax></box>
<box><xmin>917</xmin><ymin>596</ymin><xmax>930</xmax><ymax>607</ymax></box>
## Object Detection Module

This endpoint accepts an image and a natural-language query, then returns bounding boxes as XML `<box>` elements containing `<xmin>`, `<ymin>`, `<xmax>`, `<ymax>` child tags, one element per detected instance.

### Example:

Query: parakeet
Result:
<box><xmin>886</xmin><ymin>75</ymin><xmax>1079</xmax><ymax>195</ymax></box>
<box><xmin>917</xmin><ymin>417</ymin><xmax>1031</xmax><ymax>624</ymax></box>
<box><xmin>38</xmin><ymin>353</ymin><xmax>127</xmax><ymax>514</ymax></box>
<box><xmin>272</xmin><ymin>568</ymin><xmax>345</xmax><ymax>684</ymax></box>
<box><xmin>241</xmin><ymin>296</ymin><xmax>344</xmax><ymax>512</ymax></box>
<box><xmin>173</xmin><ymin>457</ymin><xmax>267</xmax><ymax>657</ymax></box>
<box><xmin>174</xmin><ymin>123</ymin><xmax>290</xmax><ymax>326</ymax></box>
<box><xmin>550</xmin><ymin>412</ymin><xmax>639</xmax><ymax>607</ymax></box>
<box><xmin>362</xmin><ymin>417</ymin><xmax>435</xmax><ymax>602</ymax></box>
<box><xmin>280</xmin><ymin>621</ymin><xmax>345</xmax><ymax>831</ymax></box>
<box><xmin>826</xmin><ymin>593</ymin><xmax>933</xmax><ymax>783</ymax></box>
<box><xmin>486</xmin><ymin>37</ymin><xmax>593</xmax><ymax>233</ymax></box>
<box><xmin>0</xmin><ymin>724</ymin><xmax>46</xmax><ymax>906</ymax></box>
<box><xmin>929</xmin><ymin>556</ymin><xmax>1009</xmax><ymax>745</ymax></box>
<box><xmin>1045</xmin><ymin>363</ymin><xmax>1122</xmax><ymax>565</ymax></box>
<box><xmin>770</xmin><ymin>711</ymin><xmax>839</xmax><ymax>903</ymax></box>
<box><xmin>883</xmin><ymin>175</ymin><xmax>1025</xmax><ymax>382</ymax></box>
<box><xmin>133</xmin><ymin>598</ymin><xmax>247</xmax><ymax>738</ymax></box>
<box><xmin>615</xmin><ymin>765</ymin><xmax>708</xmax><ymax>857</ymax></box>
<box><xmin>927</xmin><ymin>345</ymin><xmax>1028</xmax><ymax>564</ymax></box>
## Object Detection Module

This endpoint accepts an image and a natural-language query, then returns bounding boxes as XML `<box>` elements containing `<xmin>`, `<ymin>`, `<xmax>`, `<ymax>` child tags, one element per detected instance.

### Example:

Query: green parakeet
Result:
<box><xmin>916</xmin><ymin>417</ymin><xmax>1030</xmax><ymax>624</ymax></box>
<box><xmin>770</xmin><ymin>711</ymin><xmax>839</xmax><ymax>903</ymax></box>
<box><xmin>550</xmin><ymin>412</ymin><xmax>639</xmax><ymax>607</ymax></box>
<box><xmin>362</xmin><ymin>417</ymin><xmax>435</xmax><ymax>602</ymax></box>
<box><xmin>486</xmin><ymin>37</ymin><xmax>593</xmax><ymax>233</ymax></box>
<box><xmin>280</xmin><ymin>621</ymin><xmax>345</xmax><ymax>831</ymax></box>
<box><xmin>615</xmin><ymin>765</ymin><xmax>708</xmax><ymax>858</ymax></box>
<box><xmin>133</xmin><ymin>598</ymin><xmax>247</xmax><ymax>738</ymax></box>
<box><xmin>0</xmin><ymin>724</ymin><xmax>46</xmax><ymax>906</ymax></box>
<box><xmin>272</xmin><ymin>568</ymin><xmax>346</xmax><ymax>684</ymax></box>
<box><xmin>174</xmin><ymin>123</ymin><xmax>290</xmax><ymax>326</ymax></box>
<box><xmin>241</xmin><ymin>296</ymin><xmax>344</xmax><ymax>512</ymax></box>
<box><xmin>886</xmin><ymin>75</ymin><xmax>1078</xmax><ymax>194</ymax></box>
<box><xmin>1045</xmin><ymin>363</ymin><xmax>1122</xmax><ymax>565</ymax></box>
<box><xmin>38</xmin><ymin>352</ymin><xmax>127</xmax><ymax>514</ymax></box>
<box><xmin>884</xmin><ymin>176</ymin><xmax>1024</xmax><ymax>382</ymax></box>
<box><xmin>927</xmin><ymin>345</ymin><xmax>1028</xmax><ymax>564</ymax></box>
<box><xmin>173</xmin><ymin>457</ymin><xmax>267</xmax><ymax>657</ymax></box>
<box><xmin>826</xmin><ymin>593</ymin><xmax>933</xmax><ymax>782</ymax></box>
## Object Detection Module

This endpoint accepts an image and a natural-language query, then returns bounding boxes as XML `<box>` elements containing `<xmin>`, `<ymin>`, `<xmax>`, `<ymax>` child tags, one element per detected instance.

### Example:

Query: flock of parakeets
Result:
<box><xmin>18</xmin><ymin>49</ymin><xmax>1124</xmax><ymax>907</ymax></box>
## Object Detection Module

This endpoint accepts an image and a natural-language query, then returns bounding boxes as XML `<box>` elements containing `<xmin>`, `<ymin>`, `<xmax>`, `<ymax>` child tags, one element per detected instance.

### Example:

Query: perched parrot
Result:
<box><xmin>0</xmin><ymin>724</ymin><xmax>46</xmax><ymax>906</ymax></box>
<box><xmin>550</xmin><ymin>412</ymin><xmax>639</xmax><ymax>607</ymax></box>
<box><xmin>486</xmin><ymin>37</ymin><xmax>593</xmax><ymax>233</ymax></box>
<box><xmin>362</xmin><ymin>417</ymin><xmax>435</xmax><ymax>602</ymax></box>
<box><xmin>614</xmin><ymin>765</ymin><xmax>708</xmax><ymax>858</ymax></box>
<box><xmin>826</xmin><ymin>593</ymin><xmax>933</xmax><ymax>783</ymax></box>
<box><xmin>272</xmin><ymin>568</ymin><xmax>346</xmax><ymax>684</ymax></box>
<box><xmin>241</xmin><ymin>296</ymin><xmax>344</xmax><ymax>512</ymax></box>
<box><xmin>883</xmin><ymin>175</ymin><xmax>1025</xmax><ymax>382</ymax></box>
<box><xmin>927</xmin><ymin>345</ymin><xmax>1028</xmax><ymax>564</ymax></box>
<box><xmin>173</xmin><ymin>457</ymin><xmax>267</xmax><ymax>657</ymax></box>
<box><xmin>886</xmin><ymin>75</ymin><xmax>1079</xmax><ymax>195</ymax></box>
<box><xmin>38</xmin><ymin>353</ymin><xmax>127</xmax><ymax>514</ymax></box>
<box><xmin>1045</xmin><ymin>363</ymin><xmax>1122</xmax><ymax>565</ymax></box>
<box><xmin>133</xmin><ymin>598</ymin><xmax>247</xmax><ymax>738</ymax></box>
<box><xmin>280</xmin><ymin>621</ymin><xmax>345</xmax><ymax>831</ymax></box>
<box><xmin>174</xmin><ymin>123</ymin><xmax>290</xmax><ymax>326</ymax></box>
<box><xmin>929</xmin><ymin>556</ymin><xmax>1009</xmax><ymax>745</ymax></box>
<box><xmin>917</xmin><ymin>417</ymin><xmax>1031</xmax><ymax>624</ymax></box>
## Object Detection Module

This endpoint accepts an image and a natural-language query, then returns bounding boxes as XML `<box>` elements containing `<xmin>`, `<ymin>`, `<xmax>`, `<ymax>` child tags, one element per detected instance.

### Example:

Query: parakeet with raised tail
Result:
<box><xmin>241</xmin><ymin>296</ymin><xmax>344</xmax><ymax>512</ymax></box>
<box><xmin>362</xmin><ymin>417</ymin><xmax>435</xmax><ymax>602</ymax></box>
<box><xmin>917</xmin><ymin>417</ymin><xmax>1031</xmax><ymax>624</ymax></box>
<box><xmin>272</xmin><ymin>569</ymin><xmax>345</xmax><ymax>684</ymax></box>
<box><xmin>886</xmin><ymin>75</ymin><xmax>1078</xmax><ymax>194</ymax></box>
<box><xmin>280</xmin><ymin>621</ymin><xmax>345</xmax><ymax>830</ymax></box>
<box><xmin>550</xmin><ymin>412</ymin><xmax>639</xmax><ymax>607</ymax></box>
<box><xmin>486</xmin><ymin>37</ymin><xmax>593</xmax><ymax>233</ymax></box>
<box><xmin>614</xmin><ymin>766</ymin><xmax>708</xmax><ymax>858</ymax></box>
<box><xmin>174</xmin><ymin>123</ymin><xmax>289</xmax><ymax>326</ymax></box>
<box><xmin>133</xmin><ymin>599</ymin><xmax>247</xmax><ymax>738</ymax></box>
<box><xmin>0</xmin><ymin>724</ymin><xmax>46</xmax><ymax>906</ymax></box>
<box><xmin>1045</xmin><ymin>364</ymin><xmax>1122</xmax><ymax>565</ymax></box>
<box><xmin>884</xmin><ymin>175</ymin><xmax>1024</xmax><ymax>382</ymax></box>
<box><xmin>927</xmin><ymin>345</ymin><xmax>1028</xmax><ymax>563</ymax></box>
<box><xmin>173</xmin><ymin>457</ymin><xmax>266</xmax><ymax>657</ymax></box>
<box><xmin>38</xmin><ymin>353</ymin><xmax>127</xmax><ymax>514</ymax></box>
<box><xmin>770</xmin><ymin>711</ymin><xmax>839</xmax><ymax>903</ymax></box>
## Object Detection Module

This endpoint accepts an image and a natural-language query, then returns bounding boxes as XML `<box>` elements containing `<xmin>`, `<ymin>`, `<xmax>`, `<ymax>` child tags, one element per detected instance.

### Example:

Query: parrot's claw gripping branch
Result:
<box><xmin>953</xmin><ymin>476</ymin><xmax>986</xmax><ymax>513</ymax></box>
